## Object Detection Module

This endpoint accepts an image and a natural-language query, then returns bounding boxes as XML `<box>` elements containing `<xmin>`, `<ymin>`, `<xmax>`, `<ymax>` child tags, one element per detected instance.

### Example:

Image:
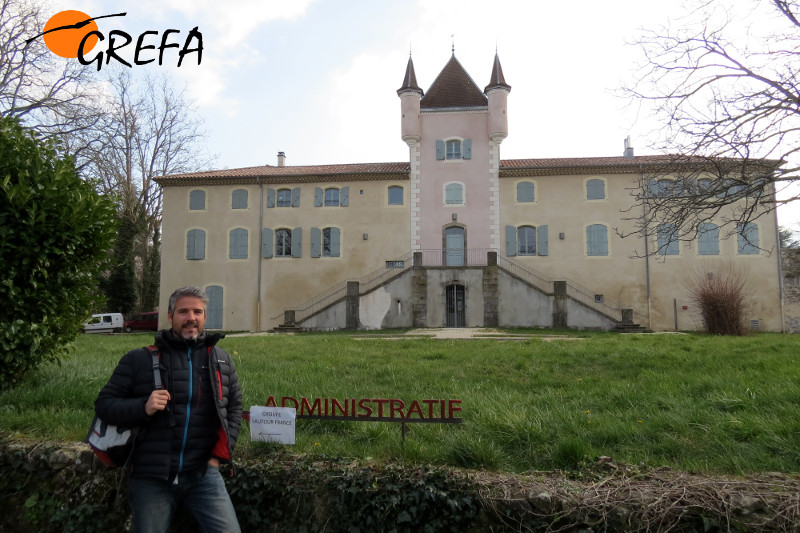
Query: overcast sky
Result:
<box><xmin>64</xmin><ymin>0</ymin><xmax>800</xmax><ymax>229</ymax></box>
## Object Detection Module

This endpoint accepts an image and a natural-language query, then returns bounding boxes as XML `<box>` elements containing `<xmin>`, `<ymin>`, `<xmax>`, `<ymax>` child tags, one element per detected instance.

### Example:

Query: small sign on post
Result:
<box><xmin>249</xmin><ymin>406</ymin><xmax>296</xmax><ymax>445</ymax></box>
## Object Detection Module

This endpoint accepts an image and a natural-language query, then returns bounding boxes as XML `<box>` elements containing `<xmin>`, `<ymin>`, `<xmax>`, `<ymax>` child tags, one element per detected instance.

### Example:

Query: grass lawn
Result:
<box><xmin>2</xmin><ymin>329</ymin><xmax>799</xmax><ymax>476</ymax></box>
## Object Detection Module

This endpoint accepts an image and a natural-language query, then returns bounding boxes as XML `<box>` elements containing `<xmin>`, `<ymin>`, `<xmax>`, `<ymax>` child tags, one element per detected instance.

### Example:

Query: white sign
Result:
<box><xmin>249</xmin><ymin>406</ymin><xmax>296</xmax><ymax>445</ymax></box>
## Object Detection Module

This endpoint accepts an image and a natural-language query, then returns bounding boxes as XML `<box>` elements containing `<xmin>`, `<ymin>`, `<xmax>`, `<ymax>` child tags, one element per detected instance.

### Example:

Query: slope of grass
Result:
<box><xmin>2</xmin><ymin>330</ymin><xmax>799</xmax><ymax>475</ymax></box>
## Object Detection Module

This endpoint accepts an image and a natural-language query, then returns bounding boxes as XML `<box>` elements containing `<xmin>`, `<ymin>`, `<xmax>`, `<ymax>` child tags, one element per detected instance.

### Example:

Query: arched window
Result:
<box><xmin>324</xmin><ymin>188</ymin><xmax>340</xmax><ymax>207</ymax></box>
<box><xmin>276</xmin><ymin>228</ymin><xmax>292</xmax><ymax>257</ymax></box>
<box><xmin>698</xmin><ymin>223</ymin><xmax>719</xmax><ymax>255</ymax></box>
<box><xmin>516</xmin><ymin>181</ymin><xmax>535</xmax><ymax>203</ymax></box>
<box><xmin>229</xmin><ymin>228</ymin><xmax>248</xmax><ymax>259</ymax></box>
<box><xmin>444</xmin><ymin>182</ymin><xmax>464</xmax><ymax>205</ymax></box>
<box><xmin>186</xmin><ymin>229</ymin><xmax>205</xmax><ymax>260</ymax></box>
<box><xmin>276</xmin><ymin>189</ymin><xmax>292</xmax><ymax>207</ymax></box>
<box><xmin>517</xmin><ymin>226</ymin><xmax>536</xmax><ymax>256</ymax></box>
<box><xmin>586</xmin><ymin>179</ymin><xmax>605</xmax><ymax>200</ymax></box>
<box><xmin>657</xmin><ymin>223</ymin><xmax>679</xmax><ymax>255</ymax></box>
<box><xmin>446</xmin><ymin>140</ymin><xmax>461</xmax><ymax>160</ymax></box>
<box><xmin>205</xmin><ymin>285</ymin><xmax>223</xmax><ymax>329</ymax></box>
<box><xmin>586</xmin><ymin>224</ymin><xmax>608</xmax><ymax>256</ymax></box>
<box><xmin>388</xmin><ymin>186</ymin><xmax>404</xmax><ymax>205</ymax></box>
<box><xmin>189</xmin><ymin>190</ymin><xmax>205</xmax><ymax>210</ymax></box>
<box><xmin>737</xmin><ymin>222</ymin><xmax>760</xmax><ymax>255</ymax></box>
<box><xmin>231</xmin><ymin>189</ymin><xmax>248</xmax><ymax>209</ymax></box>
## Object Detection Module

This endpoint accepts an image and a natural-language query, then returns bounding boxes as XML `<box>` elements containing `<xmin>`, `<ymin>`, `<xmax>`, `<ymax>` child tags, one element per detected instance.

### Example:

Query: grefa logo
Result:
<box><xmin>27</xmin><ymin>10</ymin><xmax>203</xmax><ymax>70</ymax></box>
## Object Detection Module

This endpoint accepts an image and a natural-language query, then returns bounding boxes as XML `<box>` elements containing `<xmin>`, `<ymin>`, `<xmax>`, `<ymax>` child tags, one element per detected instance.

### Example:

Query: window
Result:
<box><xmin>698</xmin><ymin>223</ymin><xmax>719</xmax><ymax>255</ymax></box>
<box><xmin>189</xmin><ymin>190</ymin><xmax>205</xmax><ymax>210</ymax></box>
<box><xmin>229</xmin><ymin>228</ymin><xmax>248</xmax><ymax>259</ymax></box>
<box><xmin>315</xmin><ymin>187</ymin><xmax>349</xmax><ymax>207</ymax></box>
<box><xmin>586</xmin><ymin>224</ymin><xmax>608</xmax><ymax>256</ymax></box>
<box><xmin>206</xmin><ymin>285</ymin><xmax>223</xmax><ymax>329</ymax></box>
<box><xmin>657</xmin><ymin>223</ymin><xmax>679</xmax><ymax>256</ymax></box>
<box><xmin>445</xmin><ymin>182</ymin><xmax>463</xmax><ymax>205</ymax></box>
<box><xmin>586</xmin><ymin>179</ymin><xmax>605</xmax><ymax>200</ymax></box>
<box><xmin>436</xmin><ymin>138</ymin><xmax>472</xmax><ymax>160</ymax></box>
<box><xmin>277</xmin><ymin>189</ymin><xmax>292</xmax><ymax>207</ymax></box>
<box><xmin>231</xmin><ymin>189</ymin><xmax>248</xmax><ymax>209</ymax></box>
<box><xmin>263</xmin><ymin>227</ymin><xmax>302</xmax><ymax>257</ymax></box>
<box><xmin>186</xmin><ymin>229</ymin><xmax>205</xmax><ymax>260</ymax></box>
<box><xmin>275</xmin><ymin>229</ymin><xmax>292</xmax><ymax>257</ymax></box>
<box><xmin>388</xmin><ymin>186</ymin><xmax>404</xmax><ymax>205</ymax></box>
<box><xmin>737</xmin><ymin>222</ymin><xmax>760</xmax><ymax>255</ymax></box>
<box><xmin>311</xmin><ymin>227</ymin><xmax>341</xmax><ymax>257</ymax></box>
<box><xmin>323</xmin><ymin>227</ymin><xmax>340</xmax><ymax>257</ymax></box>
<box><xmin>504</xmin><ymin>225</ymin><xmax>548</xmax><ymax>256</ymax></box>
<box><xmin>324</xmin><ymin>188</ymin><xmax>339</xmax><ymax>207</ymax></box>
<box><xmin>648</xmin><ymin>179</ymin><xmax>674</xmax><ymax>197</ymax></box>
<box><xmin>516</xmin><ymin>181</ymin><xmax>535</xmax><ymax>203</ymax></box>
<box><xmin>267</xmin><ymin>187</ymin><xmax>300</xmax><ymax>208</ymax></box>
<box><xmin>446</xmin><ymin>140</ymin><xmax>461</xmax><ymax>160</ymax></box>
<box><xmin>517</xmin><ymin>226</ymin><xmax>536</xmax><ymax>256</ymax></box>
<box><xmin>697</xmin><ymin>178</ymin><xmax>713</xmax><ymax>193</ymax></box>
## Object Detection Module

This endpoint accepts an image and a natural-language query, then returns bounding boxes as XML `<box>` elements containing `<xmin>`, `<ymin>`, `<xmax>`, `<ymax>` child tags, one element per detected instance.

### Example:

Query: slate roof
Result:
<box><xmin>485</xmin><ymin>52</ymin><xmax>510</xmax><ymax>93</ymax></box>
<box><xmin>397</xmin><ymin>56</ymin><xmax>423</xmax><ymax>95</ymax></box>
<box><xmin>420</xmin><ymin>54</ymin><xmax>488</xmax><ymax>109</ymax></box>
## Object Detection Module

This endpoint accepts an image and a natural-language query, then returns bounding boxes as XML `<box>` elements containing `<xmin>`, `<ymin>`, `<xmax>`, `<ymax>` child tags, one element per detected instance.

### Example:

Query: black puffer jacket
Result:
<box><xmin>95</xmin><ymin>329</ymin><xmax>242</xmax><ymax>481</ymax></box>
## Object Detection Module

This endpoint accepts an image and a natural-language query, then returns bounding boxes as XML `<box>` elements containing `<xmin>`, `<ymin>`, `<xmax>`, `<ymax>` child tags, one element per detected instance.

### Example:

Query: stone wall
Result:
<box><xmin>781</xmin><ymin>249</ymin><xmax>800</xmax><ymax>333</ymax></box>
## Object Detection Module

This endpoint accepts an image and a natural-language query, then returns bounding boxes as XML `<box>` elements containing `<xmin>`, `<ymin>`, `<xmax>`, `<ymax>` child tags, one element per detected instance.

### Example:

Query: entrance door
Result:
<box><xmin>445</xmin><ymin>227</ymin><xmax>464</xmax><ymax>266</ymax></box>
<box><xmin>446</xmin><ymin>284</ymin><xmax>466</xmax><ymax>327</ymax></box>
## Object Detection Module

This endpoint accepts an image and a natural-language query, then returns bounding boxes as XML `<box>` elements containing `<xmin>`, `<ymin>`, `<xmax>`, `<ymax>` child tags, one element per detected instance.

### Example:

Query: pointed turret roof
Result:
<box><xmin>420</xmin><ymin>53</ymin><xmax>488</xmax><ymax>109</ymax></box>
<box><xmin>485</xmin><ymin>52</ymin><xmax>511</xmax><ymax>92</ymax></box>
<box><xmin>397</xmin><ymin>56</ymin><xmax>423</xmax><ymax>96</ymax></box>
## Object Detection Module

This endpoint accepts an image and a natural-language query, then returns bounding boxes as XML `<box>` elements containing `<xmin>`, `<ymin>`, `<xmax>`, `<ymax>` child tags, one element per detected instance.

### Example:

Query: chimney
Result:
<box><xmin>623</xmin><ymin>137</ymin><xmax>634</xmax><ymax>158</ymax></box>
<box><xmin>277</xmin><ymin>151</ymin><xmax>286</xmax><ymax>167</ymax></box>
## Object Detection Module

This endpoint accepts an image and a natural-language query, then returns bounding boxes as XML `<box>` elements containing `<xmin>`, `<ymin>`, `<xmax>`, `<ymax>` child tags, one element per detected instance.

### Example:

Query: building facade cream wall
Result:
<box><xmin>155</xmin><ymin>52</ymin><xmax>784</xmax><ymax>332</ymax></box>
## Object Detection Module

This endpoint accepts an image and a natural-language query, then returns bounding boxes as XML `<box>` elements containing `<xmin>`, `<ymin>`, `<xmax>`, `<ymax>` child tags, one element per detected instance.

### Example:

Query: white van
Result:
<box><xmin>83</xmin><ymin>313</ymin><xmax>124</xmax><ymax>334</ymax></box>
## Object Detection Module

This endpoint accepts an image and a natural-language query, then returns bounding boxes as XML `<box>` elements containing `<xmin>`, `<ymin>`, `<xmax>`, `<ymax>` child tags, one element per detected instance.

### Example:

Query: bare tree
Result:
<box><xmin>0</xmin><ymin>0</ymin><xmax>100</xmax><ymax>141</ymax></box>
<box><xmin>621</xmin><ymin>0</ymin><xmax>796</xmax><ymax>247</ymax></box>
<box><xmin>83</xmin><ymin>70</ymin><xmax>214</xmax><ymax>311</ymax></box>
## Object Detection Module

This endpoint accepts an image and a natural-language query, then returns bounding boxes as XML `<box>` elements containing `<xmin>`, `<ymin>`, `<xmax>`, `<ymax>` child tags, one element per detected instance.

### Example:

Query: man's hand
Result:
<box><xmin>145</xmin><ymin>389</ymin><xmax>171</xmax><ymax>416</ymax></box>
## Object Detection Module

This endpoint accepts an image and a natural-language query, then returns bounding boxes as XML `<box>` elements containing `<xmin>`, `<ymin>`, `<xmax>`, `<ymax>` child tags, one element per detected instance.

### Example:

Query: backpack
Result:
<box><xmin>86</xmin><ymin>346</ymin><xmax>162</xmax><ymax>467</ymax></box>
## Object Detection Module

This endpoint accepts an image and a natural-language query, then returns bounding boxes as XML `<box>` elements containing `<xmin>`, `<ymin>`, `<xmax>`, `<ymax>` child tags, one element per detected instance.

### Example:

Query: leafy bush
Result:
<box><xmin>0</xmin><ymin>117</ymin><xmax>117</xmax><ymax>388</ymax></box>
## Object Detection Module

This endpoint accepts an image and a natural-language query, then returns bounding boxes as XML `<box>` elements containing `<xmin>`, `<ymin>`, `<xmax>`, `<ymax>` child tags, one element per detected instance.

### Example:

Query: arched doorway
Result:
<box><xmin>446</xmin><ymin>284</ymin><xmax>466</xmax><ymax>327</ymax></box>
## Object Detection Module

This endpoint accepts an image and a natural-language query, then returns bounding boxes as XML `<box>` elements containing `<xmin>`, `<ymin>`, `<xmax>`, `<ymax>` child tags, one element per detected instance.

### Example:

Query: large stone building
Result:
<box><xmin>154</xmin><ymin>52</ymin><xmax>785</xmax><ymax>332</ymax></box>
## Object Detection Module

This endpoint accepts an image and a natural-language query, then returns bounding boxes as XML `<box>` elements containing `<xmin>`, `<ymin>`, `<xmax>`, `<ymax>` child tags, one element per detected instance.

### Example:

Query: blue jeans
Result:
<box><xmin>128</xmin><ymin>465</ymin><xmax>241</xmax><ymax>533</ymax></box>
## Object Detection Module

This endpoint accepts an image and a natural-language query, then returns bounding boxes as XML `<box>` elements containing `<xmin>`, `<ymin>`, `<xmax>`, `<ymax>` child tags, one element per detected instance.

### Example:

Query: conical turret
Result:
<box><xmin>397</xmin><ymin>55</ymin><xmax>423</xmax><ymax>143</ymax></box>
<box><xmin>485</xmin><ymin>52</ymin><xmax>511</xmax><ymax>142</ymax></box>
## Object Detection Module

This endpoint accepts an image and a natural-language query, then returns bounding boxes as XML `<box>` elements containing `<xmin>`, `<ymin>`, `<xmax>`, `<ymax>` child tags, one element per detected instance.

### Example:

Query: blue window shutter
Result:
<box><xmin>232</xmin><ymin>189</ymin><xmax>248</xmax><ymax>209</ymax></box>
<box><xmin>516</xmin><ymin>182</ymin><xmax>534</xmax><ymax>203</ymax></box>
<box><xmin>505</xmin><ymin>225</ymin><xmax>517</xmax><ymax>256</ymax></box>
<box><xmin>587</xmin><ymin>179</ymin><xmax>605</xmax><ymax>200</ymax></box>
<box><xmin>189</xmin><ymin>190</ymin><xmax>205</xmax><ymax>210</ymax></box>
<box><xmin>331</xmin><ymin>227</ymin><xmax>341</xmax><ymax>257</ymax></box>
<box><xmin>266</xmin><ymin>188</ymin><xmax>275</xmax><ymax>208</ymax></box>
<box><xmin>698</xmin><ymin>223</ymin><xmax>719</xmax><ymax>255</ymax></box>
<box><xmin>538</xmin><ymin>225</ymin><xmax>549</xmax><ymax>256</ymax></box>
<box><xmin>292</xmin><ymin>227</ymin><xmax>303</xmax><ymax>257</ymax></box>
<box><xmin>340</xmin><ymin>187</ymin><xmax>349</xmax><ymax>206</ymax></box>
<box><xmin>436</xmin><ymin>139</ymin><xmax>445</xmax><ymax>160</ymax></box>
<box><xmin>229</xmin><ymin>228</ymin><xmax>248</xmax><ymax>259</ymax></box>
<box><xmin>311</xmin><ymin>227</ymin><xmax>321</xmax><ymax>258</ymax></box>
<box><xmin>462</xmin><ymin>138</ymin><xmax>472</xmax><ymax>159</ymax></box>
<box><xmin>291</xmin><ymin>187</ymin><xmax>301</xmax><ymax>207</ymax></box>
<box><xmin>187</xmin><ymin>229</ymin><xmax>205</xmax><ymax>260</ymax></box>
<box><xmin>314</xmin><ymin>187</ymin><xmax>323</xmax><ymax>207</ymax></box>
<box><xmin>262</xmin><ymin>228</ymin><xmax>274</xmax><ymax>258</ymax></box>
<box><xmin>587</xmin><ymin>224</ymin><xmax>608</xmax><ymax>256</ymax></box>
<box><xmin>186</xmin><ymin>230</ymin><xmax>195</xmax><ymax>259</ymax></box>
<box><xmin>205</xmin><ymin>286</ymin><xmax>223</xmax><ymax>329</ymax></box>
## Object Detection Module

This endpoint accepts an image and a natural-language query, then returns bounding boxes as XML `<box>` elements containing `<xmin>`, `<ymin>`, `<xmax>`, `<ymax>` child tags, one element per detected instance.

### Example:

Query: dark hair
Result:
<box><xmin>168</xmin><ymin>286</ymin><xmax>209</xmax><ymax>314</ymax></box>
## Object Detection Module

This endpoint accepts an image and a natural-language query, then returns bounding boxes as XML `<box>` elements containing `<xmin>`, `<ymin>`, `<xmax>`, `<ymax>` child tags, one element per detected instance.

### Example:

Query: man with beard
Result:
<box><xmin>94</xmin><ymin>286</ymin><xmax>242</xmax><ymax>533</ymax></box>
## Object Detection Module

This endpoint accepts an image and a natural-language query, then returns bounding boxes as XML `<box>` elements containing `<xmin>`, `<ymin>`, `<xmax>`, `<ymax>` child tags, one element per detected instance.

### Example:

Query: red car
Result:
<box><xmin>123</xmin><ymin>311</ymin><xmax>159</xmax><ymax>332</ymax></box>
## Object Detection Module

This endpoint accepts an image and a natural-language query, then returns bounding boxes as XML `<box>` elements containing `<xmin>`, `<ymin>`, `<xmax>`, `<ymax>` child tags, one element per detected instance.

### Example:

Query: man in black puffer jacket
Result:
<box><xmin>95</xmin><ymin>286</ymin><xmax>242</xmax><ymax>533</ymax></box>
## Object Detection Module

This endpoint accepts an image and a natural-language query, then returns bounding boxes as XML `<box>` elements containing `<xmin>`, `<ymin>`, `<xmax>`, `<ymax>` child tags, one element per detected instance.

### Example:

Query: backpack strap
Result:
<box><xmin>147</xmin><ymin>345</ymin><xmax>163</xmax><ymax>390</ymax></box>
